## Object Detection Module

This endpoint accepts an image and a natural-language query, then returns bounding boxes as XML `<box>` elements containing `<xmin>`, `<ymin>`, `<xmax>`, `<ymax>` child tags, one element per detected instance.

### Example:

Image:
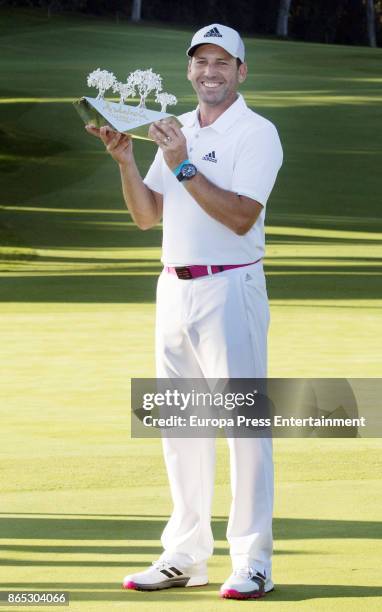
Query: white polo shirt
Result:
<box><xmin>144</xmin><ymin>94</ymin><xmax>283</xmax><ymax>265</ymax></box>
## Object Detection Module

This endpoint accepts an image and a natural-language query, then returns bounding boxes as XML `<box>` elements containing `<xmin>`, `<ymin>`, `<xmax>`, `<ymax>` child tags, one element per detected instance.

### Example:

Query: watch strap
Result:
<box><xmin>172</xmin><ymin>159</ymin><xmax>190</xmax><ymax>176</ymax></box>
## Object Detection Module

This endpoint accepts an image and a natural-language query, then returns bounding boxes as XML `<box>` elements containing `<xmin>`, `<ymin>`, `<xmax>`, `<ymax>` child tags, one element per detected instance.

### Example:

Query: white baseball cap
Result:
<box><xmin>187</xmin><ymin>23</ymin><xmax>245</xmax><ymax>63</ymax></box>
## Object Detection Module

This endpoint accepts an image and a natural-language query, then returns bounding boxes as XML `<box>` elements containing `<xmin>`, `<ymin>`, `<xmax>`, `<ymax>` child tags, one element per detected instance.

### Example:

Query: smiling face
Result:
<box><xmin>187</xmin><ymin>44</ymin><xmax>247</xmax><ymax>110</ymax></box>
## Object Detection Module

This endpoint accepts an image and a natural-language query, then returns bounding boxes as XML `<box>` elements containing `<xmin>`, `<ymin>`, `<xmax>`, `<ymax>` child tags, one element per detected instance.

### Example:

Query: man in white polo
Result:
<box><xmin>86</xmin><ymin>23</ymin><xmax>282</xmax><ymax>601</ymax></box>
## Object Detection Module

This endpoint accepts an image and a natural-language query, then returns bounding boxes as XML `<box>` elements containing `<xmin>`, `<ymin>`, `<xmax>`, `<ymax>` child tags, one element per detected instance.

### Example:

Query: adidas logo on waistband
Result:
<box><xmin>204</xmin><ymin>27</ymin><xmax>222</xmax><ymax>38</ymax></box>
<box><xmin>202</xmin><ymin>151</ymin><xmax>218</xmax><ymax>163</ymax></box>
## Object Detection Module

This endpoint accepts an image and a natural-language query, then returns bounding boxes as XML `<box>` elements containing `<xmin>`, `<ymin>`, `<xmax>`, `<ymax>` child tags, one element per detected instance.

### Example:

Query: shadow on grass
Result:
<box><xmin>3</xmin><ymin>207</ymin><xmax>382</xmax><ymax>251</ymax></box>
<box><xmin>0</xmin><ymin>271</ymin><xmax>381</xmax><ymax>303</ymax></box>
<box><xmin>0</xmin><ymin>514</ymin><xmax>381</xmax><ymax>543</ymax></box>
<box><xmin>1</xmin><ymin>206</ymin><xmax>382</xmax><ymax>302</ymax></box>
<box><xmin>0</xmin><ymin>544</ymin><xmax>305</xmax><ymax>558</ymax></box>
<box><xmin>0</xmin><ymin>581</ymin><xmax>381</xmax><ymax>602</ymax></box>
<box><xmin>0</xmin><ymin>274</ymin><xmax>158</xmax><ymax>303</ymax></box>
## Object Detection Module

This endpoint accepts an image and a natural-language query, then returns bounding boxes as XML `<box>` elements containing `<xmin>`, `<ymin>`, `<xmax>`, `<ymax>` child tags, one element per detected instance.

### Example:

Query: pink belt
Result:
<box><xmin>165</xmin><ymin>259</ymin><xmax>261</xmax><ymax>280</ymax></box>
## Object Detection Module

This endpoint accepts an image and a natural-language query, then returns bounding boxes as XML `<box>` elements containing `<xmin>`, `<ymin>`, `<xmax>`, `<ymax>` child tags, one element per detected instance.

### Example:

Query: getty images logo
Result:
<box><xmin>204</xmin><ymin>26</ymin><xmax>223</xmax><ymax>38</ymax></box>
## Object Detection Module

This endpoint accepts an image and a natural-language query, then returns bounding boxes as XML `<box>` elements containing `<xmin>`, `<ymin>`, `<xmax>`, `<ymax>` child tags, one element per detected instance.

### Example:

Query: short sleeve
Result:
<box><xmin>231</xmin><ymin>124</ymin><xmax>283</xmax><ymax>207</ymax></box>
<box><xmin>143</xmin><ymin>147</ymin><xmax>164</xmax><ymax>194</ymax></box>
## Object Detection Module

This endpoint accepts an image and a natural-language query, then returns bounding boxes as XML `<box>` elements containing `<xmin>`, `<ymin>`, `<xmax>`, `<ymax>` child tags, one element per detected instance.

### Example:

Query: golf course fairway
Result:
<box><xmin>0</xmin><ymin>8</ymin><xmax>381</xmax><ymax>611</ymax></box>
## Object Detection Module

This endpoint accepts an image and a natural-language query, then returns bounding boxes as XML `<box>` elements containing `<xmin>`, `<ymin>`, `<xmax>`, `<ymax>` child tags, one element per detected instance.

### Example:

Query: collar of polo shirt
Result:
<box><xmin>181</xmin><ymin>94</ymin><xmax>248</xmax><ymax>134</ymax></box>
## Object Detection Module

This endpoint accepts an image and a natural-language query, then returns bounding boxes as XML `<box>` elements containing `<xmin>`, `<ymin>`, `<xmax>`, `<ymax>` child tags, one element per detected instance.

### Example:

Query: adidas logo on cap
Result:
<box><xmin>202</xmin><ymin>151</ymin><xmax>218</xmax><ymax>163</ymax></box>
<box><xmin>204</xmin><ymin>26</ymin><xmax>222</xmax><ymax>38</ymax></box>
<box><xmin>187</xmin><ymin>24</ymin><xmax>245</xmax><ymax>64</ymax></box>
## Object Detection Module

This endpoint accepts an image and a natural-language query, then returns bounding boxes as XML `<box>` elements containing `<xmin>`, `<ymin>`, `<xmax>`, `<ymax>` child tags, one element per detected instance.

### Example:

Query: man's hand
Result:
<box><xmin>85</xmin><ymin>124</ymin><xmax>134</xmax><ymax>166</ymax></box>
<box><xmin>148</xmin><ymin>119</ymin><xmax>188</xmax><ymax>171</ymax></box>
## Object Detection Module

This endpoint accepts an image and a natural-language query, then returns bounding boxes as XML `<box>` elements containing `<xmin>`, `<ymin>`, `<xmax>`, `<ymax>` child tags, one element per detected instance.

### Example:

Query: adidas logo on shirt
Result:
<box><xmin>202</xmin><ymin>151</ymin><xmax>218</xmax><ymax>163</ymax></box>
<box><xmin>204</xmin><ymin>27</ymin><xmax>222</xmax><ymax>38</ymax></box>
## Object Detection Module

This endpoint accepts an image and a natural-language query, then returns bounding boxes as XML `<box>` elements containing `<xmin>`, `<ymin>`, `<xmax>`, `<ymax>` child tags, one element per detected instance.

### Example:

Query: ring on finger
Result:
<box><xmin>165</xmin><ymin>136</ymin><xmax>171</xmax><ymax>143</ymax></box>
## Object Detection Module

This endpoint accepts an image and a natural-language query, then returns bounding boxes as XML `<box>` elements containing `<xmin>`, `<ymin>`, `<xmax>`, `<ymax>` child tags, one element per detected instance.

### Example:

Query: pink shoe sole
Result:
<box><xmin>122</xmin><ymin>579</ymin><xmax>208</xmax><ymax>591</ymax></box>
<box><xmin>220</xmin><ymin>588</ymin><xmax>266</xmax><ymax>600</ymax></box>
<box><xmin>122</xmin><ymin>581</ymin><xmax>137</xmax><ymax>590</ymax></box>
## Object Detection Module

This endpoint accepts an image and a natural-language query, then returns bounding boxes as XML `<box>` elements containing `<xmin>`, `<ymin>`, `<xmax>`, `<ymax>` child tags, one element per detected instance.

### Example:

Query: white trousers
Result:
<box><xmin>155</xmin><ymin>262</ymin><xmax>273</xmax><ymax>577</ymax></box>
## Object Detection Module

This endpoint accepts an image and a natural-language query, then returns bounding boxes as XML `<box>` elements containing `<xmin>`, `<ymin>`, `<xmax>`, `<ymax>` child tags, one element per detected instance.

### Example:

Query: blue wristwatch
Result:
<box><xmin>172</xmin><ymin>159</ymin><xmax>198</xmax><ymax>182</ymax></box>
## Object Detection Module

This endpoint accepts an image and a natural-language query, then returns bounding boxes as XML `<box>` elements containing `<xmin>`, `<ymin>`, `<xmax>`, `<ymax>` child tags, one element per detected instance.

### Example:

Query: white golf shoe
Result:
<box><xmin>220</xmin><ymin>567</ymin><xmax>274</xmax><ymax>599</ymax></box>
<box><xmin>122</xmin><ymin>558</ymin><xmax>208</xmax><ymax>591</ymax></box>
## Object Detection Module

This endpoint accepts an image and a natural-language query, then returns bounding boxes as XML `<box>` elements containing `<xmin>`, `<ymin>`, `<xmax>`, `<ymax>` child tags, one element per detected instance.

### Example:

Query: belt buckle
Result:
<box><xmin>175</xmin><ymin>266</ymin><xmax>193</xmax><ymax>280</ymax></box>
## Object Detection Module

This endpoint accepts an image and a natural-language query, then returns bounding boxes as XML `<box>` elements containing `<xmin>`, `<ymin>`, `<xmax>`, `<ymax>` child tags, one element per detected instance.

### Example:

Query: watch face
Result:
<box><xmin>181</xmin><ymin>163</ymin><xmax>197</xmax><ymax>179</ymax></box>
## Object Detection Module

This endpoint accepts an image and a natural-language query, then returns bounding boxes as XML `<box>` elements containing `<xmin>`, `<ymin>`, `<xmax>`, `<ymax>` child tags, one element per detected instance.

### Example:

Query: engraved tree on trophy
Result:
<box><xmin>155</xmin><ymin>92</ymin><xmax>178</xmax><ymax>113</ymax></box>
<box><xmin>130</xmin><ymin>68</ymin><xmax>163</xmax><ymax>109</ymax></box>
<box><xmin>113</xmin><ymin>74</ymin><xmax>136</xmax><ymax>107</ymax></box>
<box><xmin>87</xmin><ymin>68</ymin><xmax>117</xmax><ymax>100</ymax></box>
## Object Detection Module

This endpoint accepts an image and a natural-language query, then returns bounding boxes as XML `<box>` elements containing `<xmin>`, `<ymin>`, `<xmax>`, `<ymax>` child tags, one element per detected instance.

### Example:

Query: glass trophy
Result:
<box><xmin>73</xmin><ymin>68</ymin><xmax>179</xmax><ymax>141</ymax></box>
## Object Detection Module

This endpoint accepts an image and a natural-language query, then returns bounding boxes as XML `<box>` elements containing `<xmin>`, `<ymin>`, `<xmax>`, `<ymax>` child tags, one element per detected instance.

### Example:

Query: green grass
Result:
<box><xmin>0</xmin><ymin>8</ymin><xmax>382</xmax><ymax>611</ymax></box>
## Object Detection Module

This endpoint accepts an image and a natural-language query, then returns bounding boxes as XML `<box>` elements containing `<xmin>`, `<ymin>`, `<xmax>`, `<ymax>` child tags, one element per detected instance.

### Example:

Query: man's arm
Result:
<box><xmin>182</xmin><ymin>174</ymin><xmax>262</xmax><ymax>235</ymax></box>
<box><xmin>149</xmin><ymin>120</ymin><xmax>262</xmax><ymax>235</ymax></box>
<box><xmin>85</xmin><ymin>125</ymin><xmax>162</xmax><ymax>230</ymax></box>
<box><xmin>119</xmin><ymin>160</ymin><xmax>163</xmax><ymax>230</ymax></box>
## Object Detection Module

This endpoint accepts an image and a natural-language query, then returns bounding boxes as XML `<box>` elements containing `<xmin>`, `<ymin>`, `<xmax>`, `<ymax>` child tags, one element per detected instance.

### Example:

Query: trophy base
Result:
<box><xmin>73</xmin><ymin>96</ymin><xmax>180</xmax><ymax>141</ymax></box>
